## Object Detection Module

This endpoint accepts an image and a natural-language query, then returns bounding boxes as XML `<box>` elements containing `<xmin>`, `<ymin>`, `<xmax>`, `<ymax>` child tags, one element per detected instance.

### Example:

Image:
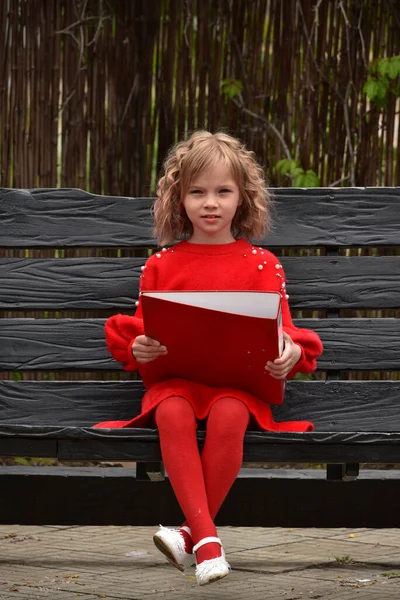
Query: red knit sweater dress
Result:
<box><xmin>93</xmin><ymin>238</ymin><xmax>323</xmax><ymax>432</ymax></box>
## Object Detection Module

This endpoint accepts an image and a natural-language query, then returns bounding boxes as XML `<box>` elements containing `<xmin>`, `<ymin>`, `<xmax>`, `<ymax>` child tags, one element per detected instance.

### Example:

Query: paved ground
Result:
<box><xmin>0</xmin><ymin>525</ymin><xmax>399</xmax><ymax>599</ymax></box>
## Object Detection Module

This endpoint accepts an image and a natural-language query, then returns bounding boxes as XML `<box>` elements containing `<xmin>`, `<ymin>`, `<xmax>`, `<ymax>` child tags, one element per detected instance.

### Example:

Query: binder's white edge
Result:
<box><xmin>142</xmin><ymin>291</ymin><xmax>281</xmax><ymax>319</ymax></box>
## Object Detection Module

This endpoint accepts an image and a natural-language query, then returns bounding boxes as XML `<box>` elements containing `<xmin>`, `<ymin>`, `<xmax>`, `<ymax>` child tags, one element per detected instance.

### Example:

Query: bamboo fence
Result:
<box><xmin>0</xmin><ymin>0</ymin><xmax>399</xmax><ymax>382</ymax></box>
<box><xmin>1</xmin><ymin>0</ymin><xmax>400</xmax><ymax>192</ymax></box>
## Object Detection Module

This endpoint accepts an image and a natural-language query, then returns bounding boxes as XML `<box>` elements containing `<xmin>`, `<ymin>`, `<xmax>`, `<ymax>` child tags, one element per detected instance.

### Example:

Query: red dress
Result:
<box><xmin>93</xmin><ymin>239</ymin><xmax>323</xmax><ymax>432</ymax></box>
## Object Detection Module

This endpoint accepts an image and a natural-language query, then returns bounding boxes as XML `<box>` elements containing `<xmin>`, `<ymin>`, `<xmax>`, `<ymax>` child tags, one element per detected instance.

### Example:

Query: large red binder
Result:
<box><xmin>141</xmin><ymin>291</ymin><xmax>285</xmax><ymax>404</ymax></box>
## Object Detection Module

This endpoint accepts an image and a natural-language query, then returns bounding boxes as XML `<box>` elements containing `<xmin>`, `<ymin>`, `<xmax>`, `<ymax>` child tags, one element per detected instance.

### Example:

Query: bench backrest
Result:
<box><xmin>0</xmin><ymin>187</ymin><xmax>399</xmax><ymax>432</ymax></box>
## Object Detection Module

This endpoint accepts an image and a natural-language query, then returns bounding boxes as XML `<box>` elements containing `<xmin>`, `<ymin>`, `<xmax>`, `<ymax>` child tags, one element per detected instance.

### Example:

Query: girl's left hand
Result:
<box><xmin>265</xmin><ymin>332</ymin><xmax>302</xmax><ymax>380</ymax></box>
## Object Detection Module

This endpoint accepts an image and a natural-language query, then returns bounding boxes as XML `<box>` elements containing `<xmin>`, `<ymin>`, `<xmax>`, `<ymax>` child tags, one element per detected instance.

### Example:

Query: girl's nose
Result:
<box><xmin>203</xmin><ymin>194</ymin><xmax>218</xmax><ymax>207</ymax></box>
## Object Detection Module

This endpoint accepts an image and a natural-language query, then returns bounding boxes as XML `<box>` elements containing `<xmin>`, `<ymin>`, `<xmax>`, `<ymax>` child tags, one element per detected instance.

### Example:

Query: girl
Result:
<box><xmin>94</xmin><ymin>131</ymin><xmax>323</xmax><ymax>586</ymax></box>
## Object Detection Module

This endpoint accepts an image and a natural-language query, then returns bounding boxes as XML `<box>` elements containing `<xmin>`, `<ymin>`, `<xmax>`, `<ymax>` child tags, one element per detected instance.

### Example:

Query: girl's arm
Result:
<box><xmin>104</xmin><ymin>256</ymin><xmax>156</xmax><ymax>371</ymax></box>
<box><xmin>104</xmin><ymin>313</ymin><xmax>144</xmax><ymax>371</ymax></box>
<box><xmin>278</xmin><ymin>267</ymin><xmax>323</xmax><ymax>379</ymax></box>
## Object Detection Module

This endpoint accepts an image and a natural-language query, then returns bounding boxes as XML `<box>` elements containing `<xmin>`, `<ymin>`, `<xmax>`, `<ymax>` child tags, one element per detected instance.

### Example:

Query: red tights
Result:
<box><xmin>155</xmin><ymin>396</ymin><xmax>250</xmax><ymax>564</ymax></box>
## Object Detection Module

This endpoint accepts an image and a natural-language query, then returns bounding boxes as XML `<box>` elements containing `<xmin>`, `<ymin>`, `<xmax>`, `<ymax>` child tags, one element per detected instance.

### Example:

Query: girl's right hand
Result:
<box><xmin>132</xmin><ymin>335</ymin><xmax>168</xmax><ymax>363</ymax></box>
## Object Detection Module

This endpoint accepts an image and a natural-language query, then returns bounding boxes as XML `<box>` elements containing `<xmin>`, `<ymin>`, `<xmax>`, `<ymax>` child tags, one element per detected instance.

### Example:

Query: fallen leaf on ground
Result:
<box><xmin>125</xmin><ymin>550</ymin><xmax>150</xmax><ymax>557</ymax></box>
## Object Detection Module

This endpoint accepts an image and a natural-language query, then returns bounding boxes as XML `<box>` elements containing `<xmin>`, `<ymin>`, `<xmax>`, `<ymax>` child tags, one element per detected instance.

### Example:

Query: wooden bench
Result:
<box><xmin>0</xmin><ymin>187</ymin><xmax>399</xmax><ymax>527</ymax></box>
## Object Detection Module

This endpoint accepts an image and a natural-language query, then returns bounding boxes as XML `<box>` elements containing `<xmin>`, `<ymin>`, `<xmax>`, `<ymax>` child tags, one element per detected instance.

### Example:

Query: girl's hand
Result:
<box><xmin>265</xmin><ymin>332</ymin><xmax>302</xmax><ymax>379</ymax></box>
<box><xmin>132</xmin><ymin>335</ymin><xmax>168</xmax><ymax>363</ymax></box>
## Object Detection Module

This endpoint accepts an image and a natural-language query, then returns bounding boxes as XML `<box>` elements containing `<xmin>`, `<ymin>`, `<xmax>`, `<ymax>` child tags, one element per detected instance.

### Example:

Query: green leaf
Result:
<box><xmin>377</xmin><ymin>58</ymin><xmax>391</xmax><ymax>77</ymax></box>
<box><xmin>387</xmin><ymin>57</ymin><xmax>400</xmax><ymax>79</ymax></box>
<box><xmin>374</xmin><ymin>95</ymin><xmax>388</xmax><ymax>109</ymax></box>
<box><xmin>378</xmin><ymin>56</ymin><xmax>400</xmax><ymax>79</ymax></box>
<box><xmin>363</xmin><ymin>79</ymin><xmax>380</xmax><ymax>99</ymax></box>
<box><xmin>294</xmin><ymin>169</ymin><xmax>320</xmax><ymax>188</ymax></box>
<box><xmin>303</xmin><ymin>170</ymin><xmax>320</xmax><ymax>187</ymax></box>
<box><xmin>293</xmin><ymin>173</ymin><xmax>306</xmax><ymax>187</ymax></box>
<box><xmin>291</xmin><ymin>167</ymin><xmax>304</xmax><ymax>176</ymax></box>
<box><xmin>376</xmin><ymin>79</ymin><xmax>389</xmax><ymax>98</ymax></box>
<box><xmin>363</xmin><ymin>76</ymin><xmax>390</xmax><ymax>106</ymax></box>
<box><xmin>221</xmin><ymin>79</ymin><xmax>243</xmax><ymax>100</ymax></box>
<box><xmin>275</xmin><ymin>158</ymin><xmax>287</xmax><ymax>170</ymax></box>
<box><xmin>275</xmin><ymin>158</ymin><xmax>297</xmax><ymax>175</ymax></box>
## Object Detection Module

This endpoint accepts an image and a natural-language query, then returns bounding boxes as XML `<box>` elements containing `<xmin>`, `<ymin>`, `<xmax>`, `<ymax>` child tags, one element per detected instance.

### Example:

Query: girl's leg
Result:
<box><xmin>201</xmin><ymin>397</ymin><xmax>250</xmax><ymax>517</ymax></box>
<box><xmin>155</xmin><ymin>396</ymin><xmax>221</xmax><ymax>563</ymax></box>
<box><xmin>181</xmin><ymin>396</ymin><xmax>250</xmax><ymax>527</ymax></box>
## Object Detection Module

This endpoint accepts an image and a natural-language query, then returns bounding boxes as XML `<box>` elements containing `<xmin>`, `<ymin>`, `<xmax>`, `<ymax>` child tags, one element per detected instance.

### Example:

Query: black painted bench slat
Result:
<box><xmin>1</xmin><ymin>188</ymin><xmax>400</xmax><ymax>248</ymax></box>
<box><xmin>0</xmin><ymin>187</ymin><xmax>399</xmax><ymax>527</ymax></box>
<box><xmin>1</xmin><ymin>256</ymin><xmax>400</xmax><ymax>310</ymax></box>
<box><xmin>1</xmin><ymin>318</ymin><xmax>399</xmax><ymax>370</ymax></box>
<box><xmin>0</xmin><ymin>380</ymin><xmax>399</xmax><ymax>431</ymax></box>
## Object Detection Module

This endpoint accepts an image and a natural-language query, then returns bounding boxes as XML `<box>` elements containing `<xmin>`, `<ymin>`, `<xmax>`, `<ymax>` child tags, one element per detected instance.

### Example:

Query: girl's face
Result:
<box><xmin>182</xmin><ymin>162</ymin><xmax>241</xmax><ymax>244</ymax></box>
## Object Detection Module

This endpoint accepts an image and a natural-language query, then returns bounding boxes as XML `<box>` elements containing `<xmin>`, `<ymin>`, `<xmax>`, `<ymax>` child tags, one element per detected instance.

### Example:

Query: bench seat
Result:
<box><xmin>0</xmin><ymin>186</ymin><xmax>399</xmax><ymax>526</ymax></box>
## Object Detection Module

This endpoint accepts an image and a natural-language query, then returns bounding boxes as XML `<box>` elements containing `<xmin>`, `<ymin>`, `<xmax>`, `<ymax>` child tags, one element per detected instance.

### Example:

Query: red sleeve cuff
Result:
<box><xmin>123</xmin><ymin>338</ymin><xmax>139</xmax><ymax>371</ymax></box>
<box><xmin>104</xmin><ymin>314</ymin><xmax>144</xmax><ymax>372</ymax></box>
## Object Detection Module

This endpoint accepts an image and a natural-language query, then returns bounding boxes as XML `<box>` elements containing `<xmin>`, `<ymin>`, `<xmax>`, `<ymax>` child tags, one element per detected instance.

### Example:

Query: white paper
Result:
<box><xmin>142</xmin><ymin>291</ymin><xmax>280</xmax><ymax>319</ymax></box>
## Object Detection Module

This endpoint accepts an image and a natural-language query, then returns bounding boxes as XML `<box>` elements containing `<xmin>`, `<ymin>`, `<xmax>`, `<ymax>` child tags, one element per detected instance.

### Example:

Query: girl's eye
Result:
<box><xmin>219</xmin><ymin>189</ymin><xmax>231</xmax><ymax>193</ymax></box>
<box><xmin>190</xmin><ymin>189</ymin><xmax>202</xmax><ymax>194</ymax></box>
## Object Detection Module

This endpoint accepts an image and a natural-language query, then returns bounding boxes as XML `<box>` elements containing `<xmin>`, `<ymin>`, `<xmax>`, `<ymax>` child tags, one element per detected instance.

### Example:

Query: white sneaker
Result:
<box><xmin>153</xmin><ymin>525</ymin><xmax>195</xmax><ymax>572</ymax></box>
<box><xmin>193</xmin><ymin>536</ymin><xmax>231</xmax><ymax>586</ymax></box>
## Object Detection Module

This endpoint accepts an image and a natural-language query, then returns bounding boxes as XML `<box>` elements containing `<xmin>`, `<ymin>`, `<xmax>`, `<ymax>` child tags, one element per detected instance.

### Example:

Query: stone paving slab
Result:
<box><xmin>0</xmin><ymin>525</ymin><xmax>399</xmax><ymax>599</ymax></box>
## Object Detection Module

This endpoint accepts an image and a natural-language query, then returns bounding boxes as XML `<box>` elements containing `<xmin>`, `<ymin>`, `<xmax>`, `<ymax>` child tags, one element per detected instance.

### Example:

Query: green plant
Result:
<box><xmin>220</xmin><ymin>78</ymin><xmax>243</xmax><ymax>100</ymax></box>
<box><xmin>13</xmin><ymin>457</ymin><xmax>56</xmax><ymax>466</ymax></box>
<box><xmin>276</xmin><ymin>158</ymin><xmax>320</xmax><ymax>187</ymax></box>
<box><xmin>220</xmin><ymin>78</ymin><xmax>321</xmax><ymax>187</ymax></box>
<box><xmin>334</xmin><ymin>555</ymin><xmax>354</xmax><ymax>564</ymax></box>
<box><xmin>363</xmin><ymin>55</ymin><xmax>400</xmax><ymax>108</ymax></box>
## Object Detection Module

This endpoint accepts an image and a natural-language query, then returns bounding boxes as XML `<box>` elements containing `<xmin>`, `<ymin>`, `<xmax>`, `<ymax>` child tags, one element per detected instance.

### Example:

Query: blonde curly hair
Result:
<box><xmin>153</xmin><ymin>130</ymin><xmax>272</xmax><ymax>245</ymax></box>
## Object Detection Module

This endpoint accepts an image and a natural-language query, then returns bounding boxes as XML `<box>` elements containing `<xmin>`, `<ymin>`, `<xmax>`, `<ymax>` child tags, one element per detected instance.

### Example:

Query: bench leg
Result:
<box><xmin>136</xmin><ymin>461</ymin><xmax>165</xmax><ymax>482</ymax></box>
<box><xmin>327</xmin><ymin>463</ymin><xmax>360</xmax><ymax>481</ymax></box>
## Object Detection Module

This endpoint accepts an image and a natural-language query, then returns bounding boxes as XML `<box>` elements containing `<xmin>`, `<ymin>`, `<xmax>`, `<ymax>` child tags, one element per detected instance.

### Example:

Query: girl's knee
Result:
<box><xmin>155</xmin><ymin>395</ymin><xmax>196</xmax><ymax>432</ymax></box>
<box><xmin>207</xmin><ymin>397</ymin><xmax>250</xmax><ymax>438</ymax></box>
